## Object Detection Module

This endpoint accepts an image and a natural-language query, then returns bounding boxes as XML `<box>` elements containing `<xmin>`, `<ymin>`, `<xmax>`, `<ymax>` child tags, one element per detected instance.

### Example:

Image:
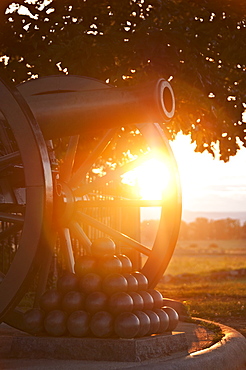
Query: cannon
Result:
<box><xmin>0</xmin><ymin>75</ymin><xmax>181</xmax><ymax>330</ymax></box>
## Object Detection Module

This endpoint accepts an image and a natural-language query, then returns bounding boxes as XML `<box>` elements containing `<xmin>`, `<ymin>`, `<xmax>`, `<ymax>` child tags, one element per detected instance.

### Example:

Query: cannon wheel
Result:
<box><xmin>0</xmin><ymin>79</ymin><xmax>53</xmax><ymax>321</ymax></box>
<box><xmin>1</xmin><ymin>75</ymin><xmax>181</xmax><ymax>330</ymax></box>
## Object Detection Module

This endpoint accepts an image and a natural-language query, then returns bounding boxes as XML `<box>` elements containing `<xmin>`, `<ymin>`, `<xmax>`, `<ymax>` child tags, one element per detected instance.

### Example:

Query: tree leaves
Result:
<box><xmin>0</xmin><ymin>0</ymin><xmax>245</xmax><ymax>160</ymax></box>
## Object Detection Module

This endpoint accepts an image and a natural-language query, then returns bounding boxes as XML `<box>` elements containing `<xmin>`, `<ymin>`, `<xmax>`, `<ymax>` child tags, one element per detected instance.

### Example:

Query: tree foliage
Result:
<box><xmin>0</xmin><ymin>0</ymin><xmax>246</xmax><ymax>161</ymax></box>
<box><xmin>181</xmin><ymin>217</ymin><xmax>246</xmax><ymax>240</ymax></box>
<box><xmin>142</xmin><ymin>217</ymin><xmax>246</xmax><ymax>242</ymax></box>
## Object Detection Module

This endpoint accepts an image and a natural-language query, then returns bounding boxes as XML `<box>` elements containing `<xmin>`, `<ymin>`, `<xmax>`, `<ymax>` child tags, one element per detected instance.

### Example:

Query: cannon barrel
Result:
<box><xmin>24</xmin><ymin>78</ymin><xmax>175</xmax><ymax>139</ymax></box>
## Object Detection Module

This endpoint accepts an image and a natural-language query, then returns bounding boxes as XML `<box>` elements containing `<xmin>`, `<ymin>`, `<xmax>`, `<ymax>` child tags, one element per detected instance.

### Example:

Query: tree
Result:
<box><xmin>177</xmin><ymin>217</ymin><xmax>244</xmax><ymax>240</ymax></box>
<box><xmin>210</xmin><ymin>218</ymin><xmax>241</xmax><ymax>239</ymax></box>
<box><xmin>189</xmin><ymin>217</ymin><xmax>210</xmax><ymax>239</ymax></box>
<box><xmin>0</xmin><ymin>0</ymin><xmax>245</xmax><ymax>161</ymax></box>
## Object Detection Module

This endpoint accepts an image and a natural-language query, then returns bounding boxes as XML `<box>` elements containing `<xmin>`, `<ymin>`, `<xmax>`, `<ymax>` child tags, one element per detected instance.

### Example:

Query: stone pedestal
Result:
<box><xmin>10</xmin><ymin>332</ymin><xmax>188</xmax><ymax>362</ymax></box>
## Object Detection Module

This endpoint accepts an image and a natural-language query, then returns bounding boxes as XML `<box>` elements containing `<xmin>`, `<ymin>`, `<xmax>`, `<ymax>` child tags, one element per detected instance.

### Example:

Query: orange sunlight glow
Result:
<box><xmin>121</xmin><ymin>158</ymin><xmax>171</xmax><ymax>200</ymax></box>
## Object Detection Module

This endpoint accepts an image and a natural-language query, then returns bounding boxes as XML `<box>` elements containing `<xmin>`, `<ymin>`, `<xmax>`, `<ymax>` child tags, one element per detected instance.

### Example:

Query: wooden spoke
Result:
<box><xmin>0</xmin><ymin>151</ymin><xmax>21</xmax><ymax>171</ymax></box>
<box><xmin>0</xmin><ymin>212</ymin><xmax>24</xmax><ymax>224</ymax></box>
<box><xmin>76</xmin><ymin>211</ymin><xmax>151</xmax><ymax>256</ymax></box>
<box><xmin>68</xmin><ymin>129</ymin><xmax>115</xmax><ymax>189</ymax></box>
<box><xmin>0</xmin><ymin>204</ymin><xmax>25</xmax><ymax>213</ymax></box>
<box><xmin>69</xmin><ymin>221</ymin><xmax>91</xmax><ymax>254</ymax></box>
<box><xmin>59</xmin><ymin>136</ymin><xmax>79</xmax><ymax>183</ymax></box>
<box><xmin>74</xmin><ymin>151</ymin><xmax>152</xmax><ymax>196</ymax></box>
<box><xmin>59</xmin><ymin>227</ymin><xmax>75</xmax><ymax>273</ymax></box>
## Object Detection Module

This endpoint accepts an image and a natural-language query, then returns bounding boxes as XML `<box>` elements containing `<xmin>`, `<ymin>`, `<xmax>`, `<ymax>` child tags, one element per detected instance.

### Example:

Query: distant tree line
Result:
<box><xmin>141</xmin><ymin>217</ymin><xmax>246</xmax><ymax>243</ymax></box>
<box><xmin>179</xmin><ymin>217</ymin><xmax>246</xmax><ymax>240</ymax></box>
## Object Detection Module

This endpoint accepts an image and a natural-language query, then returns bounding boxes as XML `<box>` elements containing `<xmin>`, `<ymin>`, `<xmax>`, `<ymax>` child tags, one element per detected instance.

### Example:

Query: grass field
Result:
<box><xmin>157</xmin><ymin>239</ymin><xmax>246</xmax><ymax>337</ymax></box>
<box><xmin>165</xmin><ymin>254</ymin><xmax>246</xmax><ymax>276</ymax></box>
<box><xmin>165</xmin><ymin>239</ymin><xmax>246</xmax><ymax>276</ymax></box>
<box><xmin>176</xmin><ymin>239</ymin><xmax>246</xmax><ymax>253</ymax></box>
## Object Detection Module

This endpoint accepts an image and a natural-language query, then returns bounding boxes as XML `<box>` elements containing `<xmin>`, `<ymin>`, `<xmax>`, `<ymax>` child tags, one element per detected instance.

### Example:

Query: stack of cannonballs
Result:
<box><xmin>24</xmin><ymin>237</ymin><xmax>179</xmax><ymax>339</ymax></box>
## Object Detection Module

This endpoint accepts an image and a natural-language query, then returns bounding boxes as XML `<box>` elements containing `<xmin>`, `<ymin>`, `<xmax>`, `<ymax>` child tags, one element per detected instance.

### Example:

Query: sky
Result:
<box><xmin>139</xmin><ymin>132</ymin><xmax>246</xmax><ymax>223</ymax></box>
<box><xmin>170</xmin><ymin>133</ymin><xmax>246</xmax><ymax>214</ymax></box>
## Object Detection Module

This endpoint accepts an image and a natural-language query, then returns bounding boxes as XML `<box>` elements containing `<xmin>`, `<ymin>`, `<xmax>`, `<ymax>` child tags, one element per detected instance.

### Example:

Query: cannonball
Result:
<box><xmin>85</xmin><ymin>291</ymin><xmax>108</xmax><ymax>314</ymax></box>
<box><xmin>39</xmin><ymin>289</ymin><xmax>62</xmax><ymax>312</ymax></box>
<box><xmin>90</xmin><ymin>237</ymin><xmax>116</xmax><ymax>258</ymax></box>
<box><xmin>102</xmin><ymin>273</ymin><xmax>128</xmax><ymax>295</ymax></box>
<box><xmin>23</xmin><ymin>308</ymin><xmax>45</xmax><ymax>335</ymax></box>
<box><xmin>79</xmin><ymin>272</ymin><xmax>102</xmax><ymax>294</ymax></box>
<box><xmin>117</xmin><ymin>254</ymin><xmax>133</xmax><ymax>273</ymax></box>
<box><xmin>57</xmin><ymin>272</ymin><xmax>79</xmax><ymax>294</ymax></box>
<box><xmin>98</xmin><ymin>255</ymin><xmax>122</xmax><ymax>277</ymax></box>
<box><xmin>74</xmin><ymin>255</ymin><xmax>97</xmax><ymax>277</ymax></box>
<box><xmin>128</xmin><ymin>291</ymin><xmax>144</xmax><ymax>311</ymax></box>
<box><xmin>114</xmin><ymin>312</ymin><xmax>140</xmax><ymax>339</ymax></box>
<box><xmin>131</xmin><ymin>272</ymin><xmax>148</xmax><ymax>291</ymax></box>
<box><xmin>138</xmin><ymin>291</ymin><xmax>154</xmax><ymax>310</ymax></box>
<box><xmin>144</xmin><ymin>310</ymin><xmax>160</xmax><ymax>335</ymax></box>
<box><xmin>90</xmin><ymin>311</ymin><xmax>114</xmax><ymax>338</ymax></box>
<box><xmin>133</xmin><ymin>310</ymin><xmax>151</xmax><ymax>337</ymax></box>
<box><xmin>108</xmin><ymin>292</ymin><xmax>133</xmax><ymax>315</ymax></box>
<box><xmin>162</xmin><ymin>306</ymin><xmax>179</xmax><ymax>331</ymax></box>
<box><xmin>67</xmin><ymin>310</ymin><xmax>90</xmax><ymax>337</ymax></box>
<box><xmin>123</xmin><ymin>273</ymin><xmax>138</xmax><ymax>292</ymax></box>
<box><xmin>61</xmin><ymin>291</ymin><xmax>85</xmax><ymax>314</ymax></box>
<box><xmin>44</xmin><ymin>310</ymin><xmax>67</xmax><ymax>337</ymax></box>
<box><xmin>147</xmin><ymin>289</ymin><xmax>163</xmax><ymax>308</ymax></box>
<box><xmin>153</xmin><ymin>308</ymin><xmax>169</xmax><ymax>333</ymax></box>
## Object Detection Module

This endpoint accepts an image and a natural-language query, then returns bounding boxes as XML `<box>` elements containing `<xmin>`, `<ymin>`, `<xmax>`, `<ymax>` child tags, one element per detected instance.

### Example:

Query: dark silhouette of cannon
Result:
<box><xmin>0</xmin><ymin>75</ymin><xmax>181</xmax><ymax>330</ymax></box>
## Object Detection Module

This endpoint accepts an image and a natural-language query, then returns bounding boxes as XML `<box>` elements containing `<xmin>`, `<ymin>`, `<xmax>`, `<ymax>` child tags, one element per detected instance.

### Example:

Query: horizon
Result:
<box><xmin>182</xmin><ymin>209</ymin><xmax>246</xmax><ymax>224</ymax></box>
<box><xmin>141</xmin><ymin>207</ymin><xmax>246</xmax><ymax>224</ymax></box>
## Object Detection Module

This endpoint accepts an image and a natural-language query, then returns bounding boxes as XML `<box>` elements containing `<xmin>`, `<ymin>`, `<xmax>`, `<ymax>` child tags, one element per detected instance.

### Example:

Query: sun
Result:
<box><xmin>121</xmin><ymin>157</ymin><xmax>171</xmax><ymax>200</ymax></box>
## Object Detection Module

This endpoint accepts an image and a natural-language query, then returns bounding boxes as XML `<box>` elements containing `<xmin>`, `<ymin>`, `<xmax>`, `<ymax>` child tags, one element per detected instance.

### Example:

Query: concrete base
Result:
<box><xmin>2</xmin><ymin>319</ymin><xmax>246</xmax><ymax>369</ymax></box>
<box><xmin>10</xmin><ymin>332</ymin><xmax>188</xmax><ymax>362</ymax></box>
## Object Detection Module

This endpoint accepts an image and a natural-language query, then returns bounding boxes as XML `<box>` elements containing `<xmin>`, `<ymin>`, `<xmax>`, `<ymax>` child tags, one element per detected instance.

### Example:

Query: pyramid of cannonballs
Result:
<box><xmin>24</xmin><ymin>237</ymin><xmax>179</xmax><ymax>339</ymax></box>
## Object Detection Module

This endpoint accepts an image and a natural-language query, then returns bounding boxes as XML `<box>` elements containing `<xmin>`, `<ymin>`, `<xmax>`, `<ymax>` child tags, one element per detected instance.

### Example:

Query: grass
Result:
<box><xmin>157</xmin><ymin>277</ymin><xmax>246</xmax><ymax>336</ymax></box>
<box><xmin>165</xmin><ymin>239</ymin><xmax>246</xmax><ymax>276</ymax></box>
<box><xmin>191</xmin><ymin>318</ymin><xmax>225</xmax><ymax>344</ymax></box>
<box><xmin>175</xmin><ymin>239</ymin><xmax>246</xmax><ymax>253</ymax></box>
<box><xmin>157</xmin><ymin>239</ymin><xmax>246</xmax><ymax>337</ymax></box>
<box><xmin>158</xmin><ymin>278</ymin><xmax>246</xmax><ymax>316</ymax></box>
<box><xmin>165</xmin><ymin>254</ymin><xmax>246</xmax><ymax>276</ymax></box>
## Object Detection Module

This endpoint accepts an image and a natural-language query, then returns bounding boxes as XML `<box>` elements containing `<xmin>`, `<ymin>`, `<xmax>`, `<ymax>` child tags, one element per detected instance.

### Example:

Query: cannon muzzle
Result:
<box><xmin>22</xmin><ymin>77</ymin><xmax>175</xmax><ymax>139</ymax></box>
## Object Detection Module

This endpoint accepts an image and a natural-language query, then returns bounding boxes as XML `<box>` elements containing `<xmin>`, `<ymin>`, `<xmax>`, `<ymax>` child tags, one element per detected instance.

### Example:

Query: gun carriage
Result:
<box><xmin>0</xmin><ymin>75</ymin><xmax>181</xmax><ymax>331</ymax></box>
